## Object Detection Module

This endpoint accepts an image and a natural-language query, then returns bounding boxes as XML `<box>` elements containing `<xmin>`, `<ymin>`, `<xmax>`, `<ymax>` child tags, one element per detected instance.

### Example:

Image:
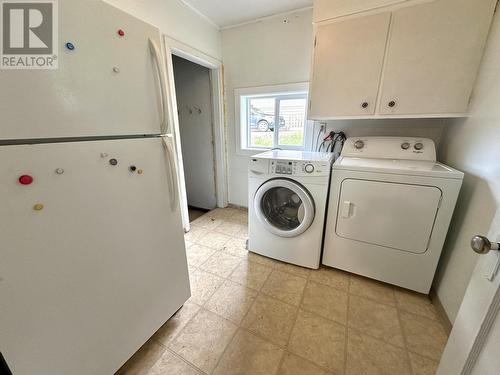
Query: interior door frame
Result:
<box><xmin>163</xmin><ymin>35</ymin><xmax>228</xmax><ymax>231</ymax></box>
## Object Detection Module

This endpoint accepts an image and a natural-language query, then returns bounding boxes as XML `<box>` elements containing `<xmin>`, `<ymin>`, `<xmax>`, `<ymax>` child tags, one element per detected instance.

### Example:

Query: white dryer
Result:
<box><xmin>323</xmin><ymin>137</ymin><xmax>463</xmax><ymax>293</ymax></box>
<box><xmin>248</xmin><ymin>150</ymin><xmax>334</xmax><ymax>269</ymax></box>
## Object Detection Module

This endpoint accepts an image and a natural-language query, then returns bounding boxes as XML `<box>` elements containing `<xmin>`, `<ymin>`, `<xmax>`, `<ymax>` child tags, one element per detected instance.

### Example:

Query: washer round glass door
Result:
<box><xmin>254</xmin><ymin>179</ymin><xmax>315</xmax><ymax>238</ymax></box>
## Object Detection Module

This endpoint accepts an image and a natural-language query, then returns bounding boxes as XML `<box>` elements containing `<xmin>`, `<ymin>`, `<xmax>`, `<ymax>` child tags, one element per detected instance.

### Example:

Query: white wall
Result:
<box><xmin>172</xmin><ymin>56</ymin><xmax>217</xmax><ymax>210</ymax></box>
<box><xmin>433</xmin><ymin>11</ymin><xmax>500</xmax><ymax>323</ymax></box>
<box><xmin>222</xmin><ymin>9</ymin><xmax>314</xmax><ymax>206</ymax></box>
<box><xmin>222</xmin><ymin>8</ymin><xmax>449</xmax><ymax>207</ymax></box>
<box><xmin>103</xmin><ymin>0</ymin><xmax>221</xmax><ymax>60</ymax></box>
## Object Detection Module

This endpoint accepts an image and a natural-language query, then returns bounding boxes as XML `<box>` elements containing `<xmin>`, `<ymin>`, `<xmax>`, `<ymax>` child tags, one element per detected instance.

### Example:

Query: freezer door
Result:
<box><xmin>0</xmin><ymin>1</ymin><xmax>164</xmax><ymax>140</ymax></box>
<box><xmin>336</xmin><ymin>179</ymin><xmax>442</xmax><ymax>254</ymax></box>
<box><xmin>0</xmin><ymin>138</ymin><xmax>190</xmax><ymax>375</ymax></box>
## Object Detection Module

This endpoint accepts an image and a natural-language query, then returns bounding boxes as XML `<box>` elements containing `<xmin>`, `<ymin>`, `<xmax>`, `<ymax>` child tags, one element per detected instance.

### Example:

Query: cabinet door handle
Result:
<box><xmin>388</xmin><ymin>100</ymin><xmax>396</xmax><ymax>108</ymax></box>
<box><xmin>361</xmin><ymin>102</ymin><xmax>369</xmax><ymax>109</ymax></box>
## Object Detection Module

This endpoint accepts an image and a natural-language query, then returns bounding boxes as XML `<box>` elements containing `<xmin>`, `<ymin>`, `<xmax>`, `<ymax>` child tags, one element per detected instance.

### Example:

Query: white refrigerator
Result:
<box><xmin>0</xmin><ymin>1</ymin><xmax>190</xmax><ymax>374</ymax></box>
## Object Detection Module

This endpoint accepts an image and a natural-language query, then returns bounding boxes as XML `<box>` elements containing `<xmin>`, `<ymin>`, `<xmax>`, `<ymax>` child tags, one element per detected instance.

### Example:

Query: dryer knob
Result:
<box><xmin>354</xmin><ymin>140</ymin><xmax>365</xmax><ymax>149</ymax></box>
<box><xmin>305</xmin><ymin>164</ymin><xmax>315</xmax><ymax>174</ymax></box>
<box><xmin>414</xmin><ymin>142</ymin><xmax>424</xmax><ymax>151</ymax></box>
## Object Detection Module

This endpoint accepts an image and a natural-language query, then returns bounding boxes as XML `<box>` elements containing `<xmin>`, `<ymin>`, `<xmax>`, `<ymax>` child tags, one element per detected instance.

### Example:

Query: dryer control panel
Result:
<box><xmin>270</xmin><ymin>160</ymin><xmax>330</xmax><ymax>177</ymax></box>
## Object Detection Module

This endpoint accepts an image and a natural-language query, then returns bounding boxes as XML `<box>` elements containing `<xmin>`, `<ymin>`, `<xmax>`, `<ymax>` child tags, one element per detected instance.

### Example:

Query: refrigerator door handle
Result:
<box><xmin>161</xmin><ymin>135</ymin><xmax>178</xmax><ymax>211</ymax></box>
<box><xmin>149</xmin><ymin>38</ymin><xmax>169</xmax><ymax>134</ymax></box>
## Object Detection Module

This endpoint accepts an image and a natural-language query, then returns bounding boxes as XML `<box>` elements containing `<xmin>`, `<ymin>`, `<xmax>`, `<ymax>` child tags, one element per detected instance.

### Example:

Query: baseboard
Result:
<box><xmin>430</xmin><ymin>288</ymin><xmax>453</xmax><ymax>335</ymax></box>
<box><xmin>227</xmin><ymin>203</ymin><xmax>248</xmax><ymax>211</ymax></box>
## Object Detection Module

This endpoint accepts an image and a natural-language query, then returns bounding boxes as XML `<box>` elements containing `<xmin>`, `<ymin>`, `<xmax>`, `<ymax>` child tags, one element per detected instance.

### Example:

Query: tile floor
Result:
<box><xmin>117</xmin><ymin>208</ymin><xmax>448</xmax><ymax>375</ymax></box>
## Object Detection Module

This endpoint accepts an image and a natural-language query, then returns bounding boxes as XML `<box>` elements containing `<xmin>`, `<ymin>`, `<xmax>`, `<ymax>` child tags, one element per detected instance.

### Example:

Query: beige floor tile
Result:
<box><xmin>288</xmin><ymin>309</ymin><xmax>345</xmax><ymax>373</ymax></box>
<box><xmin>229</xmin><ymin>260</ymin><xmax>273</xmax><ymax>290</ymax></box>
<box><xmin>395</xmin><ymin>289</ymin><xmax>439</xmax><ymax>320</ymax></box>
<box><xmin>199</xmin><ymin>251</ymin><xmax>242</xmax><ymax>278</ymax></box>
<box><xmin>217</xmin><ymin>221</ymin><xmax>248</xmax><ymax>237</ymax></box>
<box><xmin>222</xmin><ymin>237</ymin><xmax>248</xmax><ymax>258</ymax></box>
<box><xmin>168</xmin><ymin>309</ymin><xmax>237</xmax><ymax>373</ymax></box>
<box><xmin>189</xmin><ymin>269</ymin><xmax>224</xmax><ymax>305</ymax></box>
<box><xmin>153</xmin><ymin>301</ymin><xmax>201</xmax><ymax>346</ymax></box>
<box><xmin>234</xmin><ymin>226</ymin><xmax>249</xmax><ymax>239</ymax></box>
<box><xmin>278</xmin><ymin>352</ymin><xmax>332</xmax><ymax>375</ymax></box>
<box><xmin>349</xmin><ymin>275</ymin><xmax>396</xmax><ymax>306</ymax></box>
<box><xmin>184</xmin><ymin>225</ymin><xmax>209</xmax><ymax>243</ymax></box>
<box><xmin>185</xmin><ymin>244</ymin><xmax>218</xmax><ymax>267</ymax></box>
<box><xmin>199</xmin><ymin>231</ymin><xmax>232</xmax><ymax>250</ymax></box>
<box><xmin>274</xmin><ymin>262</ymin><xmax>311</xmax><ymax>279</ymax></box>
<box><xmin>301</xmin><ymin>281</ymin><xmax>348</xmax><ymax>324</ymax></box>
<box><xmin>246</xmin><ymin>251</ymin><xmax>278</xmax><ymax>268</ymax></box>
<box><xmin>261</xmin><ymin>270</ymin><xmax>307</xmax><ymax>306</ymax></box>
<box><xmin>208</xmin><ymin>208</ymin><xmax>236</xmax><ymax>220</ymax></box>
<box><xmin>408</xmin><ymin>352</ymin><xmax>439</xmax><ymax>375</ymax></box>
<box><xmin>346</xmin><ymin>329</ymin><xmax>412</xmax><ymax>375</ymax></box>
<box><xmin>400</xmin><ymin>312</ymin><xmax>448</xmax><ymax>361</ymax></box>
<box><xmin>213</xmin><ymin>329</ymin><xmax>284</xmax><ymax>375</ymax></box>
<box><xmin>309</xmin><ymin>266</ymin><xmax>349</xmax><ymax>292</ymax></box>
<box><xmin>348</xmin><ymin>295</ymin><xmax>405</xmax><ymax>348</ymax></box>
<box><xmin>205</xmin><ymin>280</ymin><xmax>258</xmax><ymax>324</ymax></box>
<box><xmin>242</xmin><ymin>294</ymin><xmax>298</xmax><ymax>347</ymax></box>
<box><xmin>116</xmin><ymin>338</ymin><xmax>166</xmax><ymax>375</ymax></box>
<box><xmin>147</xmin><ymin>350</ymin><xmax>202</xmax><ymax>375</ymax></box>
<box><xmin>192</xmin><ymin>214</ymin><xmax>224</xmax><ymax>230</ymax></box>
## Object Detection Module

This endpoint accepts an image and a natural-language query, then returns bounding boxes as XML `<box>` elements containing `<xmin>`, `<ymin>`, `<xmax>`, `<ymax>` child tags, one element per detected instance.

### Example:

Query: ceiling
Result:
<box><xmin>181</xmin><ymin>0</ymin><xmax>313</xmax><ymax>28</ymax></box>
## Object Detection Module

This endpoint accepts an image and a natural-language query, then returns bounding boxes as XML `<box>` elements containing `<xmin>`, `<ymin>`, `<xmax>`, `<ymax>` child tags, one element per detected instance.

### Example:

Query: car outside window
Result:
<box><xmin>241</xmin><ymin>92</ymin><xmax>308</xmax><ymax>151</ymax></box>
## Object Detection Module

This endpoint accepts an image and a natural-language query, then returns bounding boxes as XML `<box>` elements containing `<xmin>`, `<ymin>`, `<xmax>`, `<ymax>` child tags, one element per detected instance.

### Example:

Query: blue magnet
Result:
<box><xmin>65</xmin><ymin>42</ymin><xmax>75</xmax><ymax>51</ymax></box>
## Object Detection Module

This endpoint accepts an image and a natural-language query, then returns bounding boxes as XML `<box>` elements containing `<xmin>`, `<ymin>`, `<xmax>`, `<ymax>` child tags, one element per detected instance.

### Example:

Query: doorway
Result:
<box><xmin>163</xmin><ymin>36</ymin><xmax>228</xmax><ymax>231</ymax></box>
<box><xmin>172</xmin><ymin>55</ymin><xmax>216</xmax><ymax>219</ymax></box>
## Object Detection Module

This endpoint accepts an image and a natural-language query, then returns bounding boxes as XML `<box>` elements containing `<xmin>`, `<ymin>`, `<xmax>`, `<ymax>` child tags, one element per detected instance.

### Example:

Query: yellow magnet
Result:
<box><xmin>33</xmin><ymin>203</ymin><xmax>44</xmax><ymax>211</ymax></box>
<box><xmin>137</xmin><ymin>169</ymin><xmax>144</xmax><ymax>175</ymax></box>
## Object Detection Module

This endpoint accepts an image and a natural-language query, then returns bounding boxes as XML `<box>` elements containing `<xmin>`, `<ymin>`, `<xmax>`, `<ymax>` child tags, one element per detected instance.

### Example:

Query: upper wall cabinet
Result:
<box><xmin>310</xmin><ymin>13</ymin><xmax>391</xmax><ymax>117</ymax></box>
<box><xmin>313</xmin><ymin>0</ymin><xmax>422</xmax><ymax>22</ymax></box>
<box><xmin>378</xmin><ymin>0</ymin><xmax>496</xmax><ymax>115</ymax></box>
<box><xmin>309</xmin><ymin>0</ymin><xmax>497</xmax><ymax>119</ymax></box>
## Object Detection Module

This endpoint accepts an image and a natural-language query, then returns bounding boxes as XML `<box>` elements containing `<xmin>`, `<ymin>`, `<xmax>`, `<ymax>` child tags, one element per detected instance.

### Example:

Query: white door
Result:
<box><xmin>310</xmin><ymin>12</ymin><xmax>390</xmax><ymax>118</ymax></box>
<box><xmin>0</xmin><ymin>138</ymin><xmax>190</xmax><ymax>375</ymax></box>
<box><xmin>254</xmin><ymin>179</ymin><xmax>315</xmax><ymax>238</ymax></box>
<box><xmin>0</xmin><ymin>0</ymin><xmax>164</xmax><ymax>140</ymax></box>
<box><xmin>378</xmin><ymin>0</ymin><xmax>496</xmax><ymax>115</ymax></box>
<box><xmin>336</xmin><ymin>179</ymin><xmax>442</xmax><ymax>253</ymax></box>
<box><xmin>438</xmin><ymin>209</ymin><xmax>500</xmax><ymax>374</ymax></box>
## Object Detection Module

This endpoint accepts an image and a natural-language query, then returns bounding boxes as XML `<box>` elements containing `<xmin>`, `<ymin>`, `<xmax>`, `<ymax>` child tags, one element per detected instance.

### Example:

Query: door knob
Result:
<box><xmin>471</xmin><ymin>235</ymin><xmax>500</xmax><ymax>254</ymax></box>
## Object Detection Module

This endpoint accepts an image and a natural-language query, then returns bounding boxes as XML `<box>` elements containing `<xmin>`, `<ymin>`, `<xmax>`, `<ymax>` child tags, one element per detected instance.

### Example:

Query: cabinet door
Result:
<box><xmin>378</xmin><ymin>0</ymin><xmax>496</xmax><ymax>115</ymax></box>
<box><xmin>314</xmin><ymin>0</ymin><xmax>408</xmax><ymax>22</ymax></box>
<box><xmin>310</xmin><ymin>12</ymin><xmax>391</xmax><ymax>118</ymax></box>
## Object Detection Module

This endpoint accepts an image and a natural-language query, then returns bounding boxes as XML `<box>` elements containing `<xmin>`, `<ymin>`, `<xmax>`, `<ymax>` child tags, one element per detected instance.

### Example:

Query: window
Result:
<box><xmin>236</xmin><ymin>83</ymin><xmax>309</xmax><ymax>153</ymax></box>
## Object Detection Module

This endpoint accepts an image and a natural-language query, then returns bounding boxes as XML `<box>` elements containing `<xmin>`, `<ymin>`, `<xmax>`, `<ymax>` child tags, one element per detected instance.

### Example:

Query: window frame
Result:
<box><xmin>234</xmin><ymin>82</ymin><xmax>311</xmax><ymax>156</ymax></box>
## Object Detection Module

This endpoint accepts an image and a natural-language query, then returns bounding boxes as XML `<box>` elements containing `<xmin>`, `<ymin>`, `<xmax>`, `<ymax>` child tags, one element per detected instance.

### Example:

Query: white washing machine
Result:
<box><xmin>248</xmin><ymin>150</ymin><xmax>334</xmax><ymax>269</ymax></box>
<box><xmin>323</xmin><ymin>137</ymin><xmax>463</xmax><ymax>293</ymax></box>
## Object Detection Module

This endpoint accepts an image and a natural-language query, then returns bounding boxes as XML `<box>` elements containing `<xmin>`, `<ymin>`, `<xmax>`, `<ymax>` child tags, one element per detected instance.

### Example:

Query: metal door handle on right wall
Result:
<box><xmin>471</xmin><ymin>235</ymin><xmax>500</xmax><ymax>254</ymax></box>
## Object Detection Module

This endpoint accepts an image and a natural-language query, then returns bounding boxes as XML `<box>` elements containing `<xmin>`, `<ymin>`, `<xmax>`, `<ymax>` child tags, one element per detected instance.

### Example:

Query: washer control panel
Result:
<box><xmin>270</xmin><ymin>160</ymin><xmax>330</xmax><ymax>177</ymax></box>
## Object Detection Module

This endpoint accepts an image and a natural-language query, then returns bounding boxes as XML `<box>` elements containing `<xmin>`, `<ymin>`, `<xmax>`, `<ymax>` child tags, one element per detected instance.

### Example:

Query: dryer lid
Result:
<box><xmin>333</xmin><ymin>157</ymin><xmax>464</xmax><ymax>179</ymax></box>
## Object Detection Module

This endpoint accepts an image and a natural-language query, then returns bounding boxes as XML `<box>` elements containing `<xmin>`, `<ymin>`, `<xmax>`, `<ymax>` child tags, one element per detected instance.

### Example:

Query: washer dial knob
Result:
<box><xmin>414</xmin><ymin>142</ymin><xmax>424</xmax><ymax>151</ymax></box>
<box><xmin>354</xmin><ymin>140</ymin><xmax>365</xmax><ymax>149</ymax></box>
<box><xmin>304</xmin><ymin>164</ymin><xmax>315</xmax><ymax>174</ymax></box>
<box><xmin>401</xmin><ymin>142</ymin><xmax>411</xmax><ymax>150</ymax></box>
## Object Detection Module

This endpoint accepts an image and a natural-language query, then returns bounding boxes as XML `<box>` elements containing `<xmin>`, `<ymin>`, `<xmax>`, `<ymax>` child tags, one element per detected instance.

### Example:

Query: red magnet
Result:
<box><xmin>19</xmin><ymin>175</ymin><xmax>33</xmax><ymax>185</ymax></box>
<box><xmin>117</xmin><ymin>29</ymin><xmax>125</xmax><ymax>37</ymax></box>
